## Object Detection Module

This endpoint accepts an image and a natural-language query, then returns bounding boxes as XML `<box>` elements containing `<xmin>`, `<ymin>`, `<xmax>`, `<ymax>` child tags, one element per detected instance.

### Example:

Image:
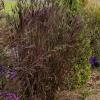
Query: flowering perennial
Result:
<box><xmin>0</xmin><ymin>92</ymin><xmax>19</xmax><ymax>100</ymax></box>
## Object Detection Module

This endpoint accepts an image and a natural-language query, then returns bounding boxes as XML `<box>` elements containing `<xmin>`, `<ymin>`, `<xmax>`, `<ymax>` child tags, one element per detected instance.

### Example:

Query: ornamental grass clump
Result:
<box><xmin>3</xmin><ymin>0</ymin><xmax>92</xmax><ymax>99</ymax></box>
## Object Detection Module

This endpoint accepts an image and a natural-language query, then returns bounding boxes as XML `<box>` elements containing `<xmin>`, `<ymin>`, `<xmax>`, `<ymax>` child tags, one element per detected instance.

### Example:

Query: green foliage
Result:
<box><xmin>56</xmin><ymin>0</ymin><xmax>86</xmax><ymax>11</ymax></box>
<box><xmin>63</xmin><ymin>1</ymin><xmax>100</xmax><ymax>89</ymax></box>
<box><xmin>93</xmin><ymin>9</ymin><xmax>100</xmax><ymax>60</ymax></box>
<box><xmin>64</xmin><ymin>32</ymin><xmax>92</xmax><ymax>89</ymax></box>
<box><xmin>83</xmin><ymin>5</ymin><xmax>100</xmax><ymax>60</ymax></box>
<box><xmin>66</xmin><ymin>1</ymin><xmax>99</xmax><ymax>90</ymax></box>
<box><xmin>0</xmin><ymin>78</ymin><xmax>7</xmax><ymax>86</ymax></box>
<box><xmin>0</xmin><ymin>1</ymin><xmax>16</xmax><ymax>15</ymax></box>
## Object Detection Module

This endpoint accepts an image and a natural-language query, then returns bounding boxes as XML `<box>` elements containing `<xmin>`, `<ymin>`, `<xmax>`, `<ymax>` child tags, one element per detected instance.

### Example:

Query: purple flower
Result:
<box><xmin>89</xmin><ymin>56</ymin><xmax>97</xmax><ymax>65</ymax></box>
<box><xmin>89</xmin><ymin>56</ymin><xmax>100</xmax><ymax>68</ymax></box>
<box><xmin>0</xmin><ymin>92</ymin><xmax>20</xmax><ymax>100</ymax></box>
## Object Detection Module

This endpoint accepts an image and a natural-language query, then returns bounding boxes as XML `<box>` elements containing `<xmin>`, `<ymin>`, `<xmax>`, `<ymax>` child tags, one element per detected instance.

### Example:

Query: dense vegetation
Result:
<box><xmin>0</xmin><ymin>0</ymin><xmax>100</xmax><ymax>100</ymax></box>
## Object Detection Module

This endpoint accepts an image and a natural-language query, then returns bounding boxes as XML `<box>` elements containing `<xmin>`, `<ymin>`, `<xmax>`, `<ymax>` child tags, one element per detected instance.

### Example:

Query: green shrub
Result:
<box><xmin>54</xmin><ymin>0</ymin><xmax>92</xmax><ymax>90</ymax></box>
<box><xmin>83</xmin><ymin>5</ymin><xmax>100</xmax><ymax>60</ymax></box>
<box><xmin>64</xmin><ymin>31</ymin><xmax>92</xmax><ymax>89</ymax></box>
